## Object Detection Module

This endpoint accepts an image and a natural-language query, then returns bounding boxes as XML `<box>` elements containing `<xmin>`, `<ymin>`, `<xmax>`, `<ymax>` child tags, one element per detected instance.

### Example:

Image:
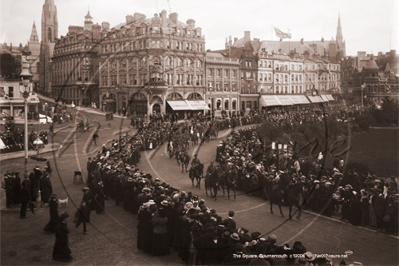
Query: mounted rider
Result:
<box><xmin>206</xmin><ymin>160</ymin><xmax>217</xmax><ymax>177</ymax></box>
<box><xmin>191</xmin><ymin>154</ymin><xmax>201</xmax><ymax>168</ymax></box>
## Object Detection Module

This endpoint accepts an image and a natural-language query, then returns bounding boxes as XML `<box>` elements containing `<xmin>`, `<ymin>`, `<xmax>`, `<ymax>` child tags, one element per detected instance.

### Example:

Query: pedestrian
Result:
<box><xmin>52</xmin><ymin>212</ymin><xmax>72</xmax><ymax>263</ymax></box>
<box><xmin>49</xmin><ymin>123</ymin><xmax>54</xmax><ymax>134</ymax></box>
<box><xmin>93</xmin><ymin>132</ymin><xmax>99</xmax><ymax>146</ymax></box>
<box><xmin>44</xmin><ymin>194</ymin><xmax>59</xmax><ymax>233</ymax></box>
<box><xmin>20</xmin><ymin>179</ymin><xmax>31</xmax><ymax>219</ymax></box>
<box><xmin>40</xmin><ymin>171</ymin><xmax>53</xmax><ymax>206</ymax></box>
<box><xmin>74</xmin><ymin>201</ymin><xmax>89</xmax><ymax>234</ymax></box>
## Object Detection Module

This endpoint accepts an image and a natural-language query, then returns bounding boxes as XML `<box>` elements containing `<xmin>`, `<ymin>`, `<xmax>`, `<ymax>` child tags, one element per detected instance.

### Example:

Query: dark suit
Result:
<box><xmin>223</xmin><ymin>218</ymin><xmax>236</xmax><ymax>233</ymax></box>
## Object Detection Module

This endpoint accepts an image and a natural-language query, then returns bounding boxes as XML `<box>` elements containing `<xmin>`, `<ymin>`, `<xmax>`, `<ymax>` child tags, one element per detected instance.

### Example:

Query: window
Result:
<box><xmin>224</xmin><ymin>83</ymin><xmax>229</xmax><ymax>91</ymax></box>
<box><xmin>186</xmin><ymin>43</ymin><xmax>189</xmax><ymax>50</ymax></box>
<box><xmin>165</xmin><ymin>57</ymin><xmax>171</xmax><ymax>66</ymax></box>
<box><xmin>232</xmin><ymin>100</ymin><xmax>236</xmax><ymax>110</ymax></box>
<box><xmin>129</xmin><ymin>74</ymin><xmax>137</xmax><ymax>85</ymax></box>
<box><xmin>120</xmin><ymin>74</ymin><xmax>127</xmax><ymax>85</ymax></box>
<box><xmin>208</xmin><ymin>69</ymin><xmax>212</xmax><ymax>77</ymax></box>
<box><xmin>111</xmin><ymin>75</ymin><xmax>117</xmax><ymax>85</ymax></box>
<box><xmin>166</xmin><ymin>41</ymin><xmax>170</xmax><ymax>49</ymax></box>
<box><xmin>259</xmin><ymin>73</ymin><xmax>262</xmax><ymax>82</ymax></box>
<box><xmin>225</xmin><ymin>100</ymin><xmax>229</xmax><ymax>110</ymax></box>
<box><xmin>48</xmin><ymin>28</ymin><xmax>52</xmax><ymax>42</ymax></box>
<box><xmin>187</xmin><ymin>59</ymin><xmax>192</xmax><ymax>67</ymax></box>
<box><xmin>142</xmin><ymin>28</ymin><xmax>146</xmax><ymax>34</ymax></box>
<box><xmin>291</xmin><ymin>64</ymin><xmax>294</xmax><ymax>70</ymax></box>
<box><xmin>196</xmin><ymin>75</ymin><xmax>202</xmax><ymax>85</ymax></box>
<box><xmin>141</xmin><ymin>57</ymin><xmax>147</xmax><ymax>67</ymax></box>
<box><xmin>249</xmin><ymin>61</ymin><xmax>252</xmax><ymax>67</ymax></box>
<box><xmin>112</xmin><ymin>61</ymin><xmax>117</xmax><ymax>69</ymax></box>
<box><xmin>299</xmin><ymin>65</ymin><xmax>302</xmax><ymax>71</ymax></box>
<box><xmin>217</xmin><ymin>69</ymin><xmax>221</xmax><ymax>77</ymax></box>
<box><xmin>225</xmin><ymin>69</ymin><xmax>229</xmax><ymax>78</ymax></box>
<box><xmin>121</xmin><ymin>59</ymin><xmax>126</xmax><ymax>68</ymax></box>
<box><xmin>285</xmin><ymin>75</ymin><xmax>288</xmax><ymax>83</ymax></box>
<box><xmin>197</xmin><ymin>60</ymin><xmax>202</xmax><ymax>68</ymax></box>
<box><xmin>177</xmin><ymin>58</ymin><xmax>182</xmax><ymax>67</ymax></box>
<box><xmin>8</xmin><ymin>87</ymin><xmax>14</xmax><ymax>98</ymax></box>
<box><xmin>153</xmin><ymin>57</ymin><xmax>161</xmax><ymax>66</ymax></box>
<box><xmin>299</xmin><ymin>75</ymin><xmax>302</xmax><ymax>81</ymax></box>
<box><xmin>232</xmin><ymin>70</ymin><xmax>236</xmax><ymax>78</ymax></box>
<box><xmin>246</xmin><ymin>72</ymin><xmax>251</xmax><ymax>79</ymax></box>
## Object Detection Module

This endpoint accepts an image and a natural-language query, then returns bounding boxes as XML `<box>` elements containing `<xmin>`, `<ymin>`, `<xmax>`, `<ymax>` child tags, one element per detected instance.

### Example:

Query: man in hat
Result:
<box><xmin>191</xmin><ymin>154</ymin><xmax>201</xmax><ymax>168</ymax></box>
<box><xmin>20</xmin><ymin>178</ymin><xmax>31</xmax><ymax>219</ymax></box>
<box><xmin>223</xmin><ymin>211</ymin><xmax>236</xmax><ymax>233</ymax></box>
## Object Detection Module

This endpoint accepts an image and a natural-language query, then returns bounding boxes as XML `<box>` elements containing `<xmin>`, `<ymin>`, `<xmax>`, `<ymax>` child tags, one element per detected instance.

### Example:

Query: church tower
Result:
<box><xmin>28</xmin><ymin>21</ymin><xmax>40</xmax><ymax>57</ymax></box>
<box><xmin>39</xmin><ymin>0</ymin><xmax>58</xmax><ymax>93</ymax></box>
<box><xmin>336</xmin><ymin>14</ymin><xmax>346</xmax><ymax>57</ymax></box>
<box><xmin>41</xmin><ymin>0</ymin><xmax>58</xmax><ymax>44</ymax></box>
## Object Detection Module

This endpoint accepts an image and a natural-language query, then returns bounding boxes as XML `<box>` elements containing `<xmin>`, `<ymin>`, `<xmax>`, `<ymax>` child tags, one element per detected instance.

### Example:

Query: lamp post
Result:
<box><xmin>20</xmin><ymin>56</ymin><xmax>32</xmax><ymax>179</ymax></box>
<box><xmin>208</xmin><ymin>83</ymin><xmax>213</xmax><ymax>118</ymax></box>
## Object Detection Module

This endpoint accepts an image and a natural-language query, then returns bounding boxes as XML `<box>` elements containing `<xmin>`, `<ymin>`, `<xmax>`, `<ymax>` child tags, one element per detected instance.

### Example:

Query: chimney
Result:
<box><xmin>10</xmin><ymin>43</ymin><xmax>12</xmax><ymax>51</ymax></box>
<box><xmin>300</xmin><ymin>38</ymin><xmax>304</xmax><ymax>44</ymax></box>
<box><xmin>134</xmin><ymin>13</ymin><xmax>146</xmax><ymax>22</ymax></box>
<box><xmin>160</xmin><ymin>10</ymin><xmax>167</xmax><ymax>26</ymax></box>
<box><xmin>229</xmin><ymin>36</ymin><xmax>232</xmax><ymax>46</ymax></box>
<box><xmin>126</xmin><ymin>15</ymin><xmax>134</xmax><ymax>24</ymax></box>
<box><xmin>169</xmin><ymin>12</ymin><xmax>178</xmax><ymax>24</ymax></box>
<box><xmin>321</xmin><ymin>37</ymin><xmax>324</xmax><ymax>43</ymax></box>
<box><xmin>102</xmin><ymin>22</ymin><xmax>110</xmax><ymax>31</ymax></box>
<box><xmin>186</xmin><ymin>19</ymin><xmax>195</xmax><ymax>28</ymax></box>
<box><xmin>234</xmin><ymin>37</ymin><xmax>238</xmax><ymax>44</ymax></box>
<box><xmin>244</xmin><ymin>31</ymin><xmax>250</xmax><ymax>40</ymax></box>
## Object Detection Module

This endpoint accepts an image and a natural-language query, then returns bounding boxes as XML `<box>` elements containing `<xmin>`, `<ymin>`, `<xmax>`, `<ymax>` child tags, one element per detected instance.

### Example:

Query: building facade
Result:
<box><xmin>205</xmin><ymin>52</ymin><xmax>240</xmax><ymax>115</ymax></box>
<box><xmin>51</xmin><ymin>12</ymin><xmax>103</xmax><ymax>106</ymax></box>
<box><xmin>98</xmin><ymin>10</ymin><xmax>206</xmax><ymax>116</ymax></box>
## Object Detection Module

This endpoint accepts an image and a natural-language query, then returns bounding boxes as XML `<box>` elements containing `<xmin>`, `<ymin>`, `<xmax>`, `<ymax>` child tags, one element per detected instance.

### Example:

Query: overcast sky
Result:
<box><xmin>1</xmin><ymin>0</ymin><xmax>398</xmax><ymax>56</ymax></box>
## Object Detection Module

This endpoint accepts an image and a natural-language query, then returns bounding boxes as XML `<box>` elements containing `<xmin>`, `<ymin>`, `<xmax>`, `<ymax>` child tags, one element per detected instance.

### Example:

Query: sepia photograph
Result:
<box><xmin>0</xmin><ymin>0</ymin><xmax>398</xmax><ymax>265</ymax></box>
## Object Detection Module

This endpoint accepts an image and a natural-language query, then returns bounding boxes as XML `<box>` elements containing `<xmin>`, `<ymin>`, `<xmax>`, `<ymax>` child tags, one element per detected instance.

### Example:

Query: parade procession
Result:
<box><xmin>1</xmin><ymin>0</ymin><xmax>399</xmax><ymax>265</ymax></box>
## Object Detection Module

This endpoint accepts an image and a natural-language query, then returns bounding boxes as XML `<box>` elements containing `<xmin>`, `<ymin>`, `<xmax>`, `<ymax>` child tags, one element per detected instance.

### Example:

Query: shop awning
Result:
<box><xmin>260</xmin><ymin>95</ymin><xmax>281</xmax><ymax>107</ymax></box>
<box><xmin>307</xmin><ymin>96</ymin><xmax>323</xmax><ymax>103</ymax></box>
<box><xmin>167</xmin><ymin>101</ymin><xmax>191</xmax><ymax>110</ymax></box>
<box><xmin>326</xmin><ymin>94</ymin><xmax>335</xmax><ymax>101</ymax></box>
<box><xmin>320</xmin><ymin>95</ymin><xmax>329</xmax><ymax>102</ymax></box>
<box><xmin>185</xmin><ymin>100</ymin><xmax>210</xmax><ymax>110</ymax></box>
<box><xmin>275</xmin><ymin>95</ymin><xmax>293</xmax><ymax>106</ymax></box>
<box><xmin>288</xmin><ymin>95</ymin><xmax>310</xmax><ymax>105</ymax></box>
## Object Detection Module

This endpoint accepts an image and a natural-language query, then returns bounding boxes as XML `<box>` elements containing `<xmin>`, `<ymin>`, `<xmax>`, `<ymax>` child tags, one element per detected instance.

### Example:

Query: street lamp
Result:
<box><xmin>20</xmin><ymin>56</ymin><xmax>32</xmax><ymax>179</ymax></box>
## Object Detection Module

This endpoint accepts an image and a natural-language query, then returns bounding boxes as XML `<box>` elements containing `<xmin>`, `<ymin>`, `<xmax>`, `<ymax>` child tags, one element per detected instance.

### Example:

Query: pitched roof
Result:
<box><xmin>258</xmin><ymin>40</ymin><xmax>316</xmax><ymax>55</ymax></box>
<box><xmin>364</xmin><ymin>56</ymin><xmax>379</xmax><ymax>70</ymax></box>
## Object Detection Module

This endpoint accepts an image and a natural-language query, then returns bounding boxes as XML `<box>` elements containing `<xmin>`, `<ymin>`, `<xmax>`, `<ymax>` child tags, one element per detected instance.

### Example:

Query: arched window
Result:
<box><xmin>141</xmin><ymin>57</ymin><xmax>147</xmax><ymax>67</ymax></box>
<box><xmin>165</xmin><ymin>57</ymin><xmax>171</xmax><ymax>66</ymax></box>
<box><xmin>48</xmin><ymin>28</ymin><xmax>52</xmax><ymax>42</ymax></box>
<box><xmin>196</xmin><ymin>60</ymin><xmax>202</xmax><ymax>68</ymax></box>
<box><xmin>166</xmin><ymin>92</ymin><xmax>183</xmax><ymax>100</ymax></box>
<box><xmin>131</xmin><ymin>92</ymin><xmax>147</xmax><ymax>101</ymax></box>
<box><xmin>187</xmin><ymin>93</ymin><xmax>203</xmax><ymax>100</ymax></box>
<box><xmin>177</xmin><ymin>58</ymin><xmax>183</xmax><ymax>67</ymax></box>
<box><xmin>187</xmin><ymin>59</ymin><xmax>192</xmax><ymax>67</ymax></box>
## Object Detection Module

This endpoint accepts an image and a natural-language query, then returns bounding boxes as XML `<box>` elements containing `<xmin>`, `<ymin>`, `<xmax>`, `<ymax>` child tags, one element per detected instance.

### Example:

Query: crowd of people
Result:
<box><xmin>1</xmin><ymin>101</ymin><xmax>397</xmax><ymax>265</ymax></box>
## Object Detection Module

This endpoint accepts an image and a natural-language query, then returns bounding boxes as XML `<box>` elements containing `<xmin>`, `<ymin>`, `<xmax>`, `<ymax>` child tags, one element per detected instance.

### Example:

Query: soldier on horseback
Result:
<box><xmin>191</xmin><ymin>154</ymin><xmax>201</xmax><ymax>168</ymax></box>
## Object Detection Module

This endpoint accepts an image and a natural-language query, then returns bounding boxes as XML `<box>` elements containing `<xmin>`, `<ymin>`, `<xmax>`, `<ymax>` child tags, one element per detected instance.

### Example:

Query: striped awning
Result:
<box><xmin>185</xmin><ymin>101</ymin><xmax>210</xmax><ymax>110</ymax></box>
<box><xmin>289</xmin><ymin>95</ymin><xmax>311</xmax><ymax>105</ymax></box>
<box><xmin>275</xmin><ymin>95</ymin><xmax>293</xmax><ymax>106</ymax></box>
<box><xmin>326</xmin><ymin>94</ymin><xmax>335</xmax><ymax>101</ymax></box>
<box><xmin>167</xmin><ymin>101</ymin><xmax>190</xmax><ymax>110</ymax></box>
<box><xmin>320</xmin><ymin>95</ymin><xmax>329</xmax><ymax>102</ymax></box>
<box><xmin>307</xmin><ymin>96</ymin><xmax>323</xmax><ymax>103</ymax></box>
<box><xmin>260</xmin><ymin>95</ymin><xmax>281</xmax><ymax>107</ymax></box>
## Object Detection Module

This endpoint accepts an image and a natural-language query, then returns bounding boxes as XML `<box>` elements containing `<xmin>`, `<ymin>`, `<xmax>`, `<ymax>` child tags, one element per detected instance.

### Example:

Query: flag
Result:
<box><xmin>274</xmin><ymin>27</ymin><xmax>291</xmax><ymax>39</ymax></box>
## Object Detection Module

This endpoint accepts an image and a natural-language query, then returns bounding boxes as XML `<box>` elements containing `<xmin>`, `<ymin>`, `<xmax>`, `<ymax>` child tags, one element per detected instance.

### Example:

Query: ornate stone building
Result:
<box><xmin>98</xmin><ymin>10</ymin><xmax>206</xmax><ymax>116</ymax></box>
<box><xmin>51</xmin><ymin>11</ymin><xmax>103</xmax><ymax>106</ymax></box>
<box><xmin>205</xmin><ymin>52</ymin><xmax>240</xmax><ymax>115</ymax></box>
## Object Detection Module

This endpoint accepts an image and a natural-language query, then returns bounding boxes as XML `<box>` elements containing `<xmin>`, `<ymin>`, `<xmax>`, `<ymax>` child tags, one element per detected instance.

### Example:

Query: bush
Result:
<box><xmin>358</xmin><ymin>120</ymin><xmax>369</xmax><ymax>132</ymax></box>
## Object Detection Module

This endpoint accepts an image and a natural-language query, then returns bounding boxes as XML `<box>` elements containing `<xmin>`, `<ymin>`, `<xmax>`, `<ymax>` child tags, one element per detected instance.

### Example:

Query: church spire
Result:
<box><xmin>41</xmin><ymin>0</ymin><xmax>58</xmax><ymax>44</ymax></box>
<box><xmin>30</xmin><ymin>21</ymin><xmax>39</xmax><ymax>43</ymax></box>
<box><xmin>336</xmin><ymin>13</ymin><xmax>343</xmax><ymax>43</ymax></box>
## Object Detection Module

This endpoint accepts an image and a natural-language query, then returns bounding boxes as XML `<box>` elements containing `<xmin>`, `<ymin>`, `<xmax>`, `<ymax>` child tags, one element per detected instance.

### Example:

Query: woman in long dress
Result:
<box><xmin>52</xmin><ymin>212</ymin><xmax>72</xmax><ymax>263</ymax></box>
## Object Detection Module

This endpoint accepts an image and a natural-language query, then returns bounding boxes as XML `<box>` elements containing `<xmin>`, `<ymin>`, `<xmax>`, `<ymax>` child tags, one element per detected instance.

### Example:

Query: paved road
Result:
<box><xmin>1</xmin><ymin>112</ymin><xmax>398</xmax><ymax>265</ymax></box>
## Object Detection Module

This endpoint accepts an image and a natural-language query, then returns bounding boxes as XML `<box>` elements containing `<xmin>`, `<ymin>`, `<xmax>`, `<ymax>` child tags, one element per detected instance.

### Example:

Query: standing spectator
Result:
<box><xmin>52</xmin><ymin>212</ymin><xmax>72</xmax><ymax>263</ymax></box>
<box><xmin>44</xmin><ymin>194</ymin><xmax>59</xmax><ymax>233</ymax></box>
<box><xmin>151</xmin><ymin>202</ymin><xmax>171</xmax><ymax>256</ymax></box>
<box><xmin>94</xmin><ymin>181</ymin><xmax>105</xmax><ymax>214</ymax></box>
<box><xmin>2</xmin><ymin>172</ymin><xmax>14</xmax><ymax>208</ymax></box>
<box><xmin>20</xmin><ymin>179</ymin><xmax>31</xmax><ymax>219</ymax></box>
<box><xmin>223</xmin><ymin>211</ymin><xmax>236</xmax><ymax>233</ymax></box>
<box><xmin>40</xmin><ymin>171</ymin><xmax>53</xmax><ymax>206</ymax></box>
<box><xmin>137</xmin><ymin>202</ymin><xmax>152</xmax><ymax>251</ymax></box>
<box><xmin>92</xmin><ymin>132</ymin><xmax>99</xmax><ymax>146</ymax></box>
<box><xmin>49</xmin><ymin>123</ymin><xmax>54</xmax><ymax>134</ymax></box>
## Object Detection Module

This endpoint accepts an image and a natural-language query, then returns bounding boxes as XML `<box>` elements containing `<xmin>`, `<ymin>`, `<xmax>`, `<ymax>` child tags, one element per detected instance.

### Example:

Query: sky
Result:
<box><xmin>1</xmin><ymin>0</ymin><xmax>398</xmax><ymax>57</ymax></box>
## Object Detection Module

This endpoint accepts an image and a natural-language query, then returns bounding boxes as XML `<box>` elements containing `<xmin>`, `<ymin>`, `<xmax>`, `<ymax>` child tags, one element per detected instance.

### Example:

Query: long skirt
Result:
<box><xmin>152</xmin><ymin>232</ymin><xmax>171</xmax><ymax>256</ymax></box>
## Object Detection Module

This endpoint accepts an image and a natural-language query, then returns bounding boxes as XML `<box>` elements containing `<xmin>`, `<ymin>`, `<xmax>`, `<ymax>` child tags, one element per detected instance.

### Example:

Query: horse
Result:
<box><xmin>167</xmin><ymin>143</ymin><xmax>174</xmax><ymax>158</ymax></box>
<box><xmin>267</xmin><ymin>173</ymin><xmax>291</xmax><ymax>217</ymax></box>
<box><xmin>220</xmin><ymin>163</ymin><xmax>237</xmax><ymax>199</ymax></box>
<box><xmin>286</xmin><ymin>180</ymin><xmax>304</xmax><ymax>220</ymax></box>
<box><xmin>205</xmin><ymin>166</ymin><xmax>219</xmax><ymax>200</ymax></box>
<box><xmin>178</xmin><ymin>152</ymin><xmax>191</xmax><ymax>173</ymax></box>
<box><xmin>189</xmin><ymin>163</ymin><xmax>203</xmax><ymax>189</ymax></box>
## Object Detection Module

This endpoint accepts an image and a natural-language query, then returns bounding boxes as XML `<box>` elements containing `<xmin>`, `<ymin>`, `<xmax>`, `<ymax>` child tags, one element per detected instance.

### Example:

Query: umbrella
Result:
<box><xmin>28</xmin><ymin>201</ymin><xmax>35</xmax><ymax>215</ymax></box>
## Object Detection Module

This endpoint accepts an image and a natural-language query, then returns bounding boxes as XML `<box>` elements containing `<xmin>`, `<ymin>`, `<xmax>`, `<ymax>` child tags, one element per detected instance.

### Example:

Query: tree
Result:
<box><xmin>380</xmin><ymin>97</ymin><xmax>399</xmax><ymax>125</ymax></box>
